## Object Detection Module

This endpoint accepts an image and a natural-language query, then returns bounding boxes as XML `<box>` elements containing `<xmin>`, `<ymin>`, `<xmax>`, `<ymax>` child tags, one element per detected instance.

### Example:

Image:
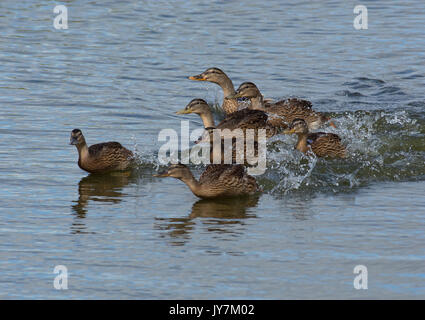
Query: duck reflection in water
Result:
<box><xmin>154</xmin><ymin>196</ymin><xmax>259</xmax><ymax>246</ymax></box>
<box><xmin>71</xmin><ymin>172</ymin><xmax>136</xmax><ymax>234</ymax></box>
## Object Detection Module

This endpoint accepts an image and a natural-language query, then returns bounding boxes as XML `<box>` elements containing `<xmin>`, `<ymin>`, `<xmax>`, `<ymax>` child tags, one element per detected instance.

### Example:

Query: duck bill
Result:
<box><xmin>188</xmin><ymin>74</ymin><xmax>206</xmax><ymax>81</ymax></box>
<box><xmin>283</xmin><ymin>128</ymin><xmax>296</xmax><ymax>134</ymax></box>
<box><xmin>175</xmin><ymin>108</ymin><xmax>191</xmax><ymax>115</ymax></box>
<box><xmin>69</xmin><ymin>137</ymin><xmax>78</xmax><ymax>145</ymax></box>
<box><xmin>153</xmin><ymin>172</ymin><xmax>169</xmax><ymax>177</ymax></box>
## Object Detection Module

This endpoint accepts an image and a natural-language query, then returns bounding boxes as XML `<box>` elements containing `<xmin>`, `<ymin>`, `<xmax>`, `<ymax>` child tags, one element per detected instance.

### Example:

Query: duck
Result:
<box><xmin>283</xmin><ymin>119</ymin><xmax>346</xmax><ymax>158</ymax></box>
<box><xmin>154</xmin><ymin>163</ymin><xmax>261</xmax><ymax>198</ymax></box>
<box><xmin>176</xmin><ymin>98</ymin><xmax>287</xmax><ymax>142</ymax></box>
<box><xmin>69</xmin><ymin>129</ymin><xmax>134</xmax><ymax>174</ymax></box>
<box><xmin>227</xmin><ymin>82</ymin><xmax>336</xmax><ymax>130</ymax></box>
<box><xmin>188</xmin><ymin>67</ymin><xmax>239</xmax><ymax>115</ymax></box>
<box><xmin>203</xmin><ymin>127</ymin><xmax>261</xmax><ymax>166</ymax></box>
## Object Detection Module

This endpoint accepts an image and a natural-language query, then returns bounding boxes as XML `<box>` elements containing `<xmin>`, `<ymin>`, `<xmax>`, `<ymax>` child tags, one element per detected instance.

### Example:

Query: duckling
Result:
<box><xmin>189</xmin><ymin>67</ymin><xmax>239</xmax><ymax>115</ymax></box>
<box><xmin>69</xmin><ymin>129</ymin><xmax>134</xmax><ymax>174</ymax></box>
<box><xmin>154</xmin><ymin>163</ymin><xmax>260</xmax><ymax>198</ymax></box>
<box><xmin>227</xmin><ymin>82</ymin><xmax>335</xmax><ymax>130</ymax></box>
<box><xmin>176</xmin><ymin>98</ymin><xmax>286</xmax><ymax>142</ymax></box>
<box><xmin>284</xmin><ymin>119</ymin><xmax>346</xmax><ymax>158</ymax></box>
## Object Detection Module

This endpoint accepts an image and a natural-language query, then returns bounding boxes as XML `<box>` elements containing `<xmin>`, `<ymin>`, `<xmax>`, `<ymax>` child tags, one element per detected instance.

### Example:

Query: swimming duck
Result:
<box><xmin>176</xmin><ymin>98</ymin><xmax>286</xmax><ymax>142</ymax></box>
<box><xmin>69</xmin><ymin>129</ymin><xmax>134</xmax><ymax>174</ymax></box>
<box><xmin>227</xmin><ymin>82</ymin><xmax>335</xmax><ymax>130</ymax></box>
<box><xmin>189</xmin><ymin>67</ymin><xmax>239</xmax><ymax>115</ymax></box>
<box><xmin>154</xmin><ymin>163</ymin><xmax>260</xmax><ymax>198</ymax></box>
<box><xmin>204</xmin><ymin>127</ymin><xmax>260</xmax><ymax>166</ymax></box>
<box><xmin>284</xmin><ymin>119</ymin><xmax>346</xmax><ymax>158</ymax></box>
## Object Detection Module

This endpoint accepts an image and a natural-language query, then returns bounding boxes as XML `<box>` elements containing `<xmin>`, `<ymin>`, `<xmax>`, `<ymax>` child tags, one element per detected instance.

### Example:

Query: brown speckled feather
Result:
<box><xmin>264</xmin><ymin>115</ymin><xmax>288</xmax><ymax>136</ymax></box>
<box><xmin>222</xmin><ymin>98</ymin><xmax>239</xmax><ymax>115</ymax></box>
<box><xmin>216</xmin><ymin>108</ymin><xmax>285</xmax><ymax>139</ymax></box>
<box><xmin>197</xmin><ymin>108</ymin><xmax>285</xmax><ymax>143</ymax></box>
<box><xmin>199</xmin><ymin>164</ymin><xmax>260</xmax><ymax>197</ymax></box>
<box><xmin>266</xmin><ymin>98</ymin><xmax>328</xmax><ymax>130</ymax></box>
<box><xmin>79</xmin><ymin>142</ymin><xmax>134</xmax><ymax>173</ymax></box>
<box><xmin>271</xmin><ymin>98</ymin><xmax>312</xmax><ymax>109</ymax></box>
<box><xmin>216</xmin><ymin>108</ymin><xmax>268</xmax><ymax>130</ymax></box>
<box><xmin>307</xmin><ymin>132</ymin><xmax>346</xmax><ymax>158</ymax></box>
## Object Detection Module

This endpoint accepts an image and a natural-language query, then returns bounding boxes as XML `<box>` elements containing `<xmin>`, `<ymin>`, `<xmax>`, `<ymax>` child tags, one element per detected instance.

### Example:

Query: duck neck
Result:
<box><xmin>198</xmin><ymin>110</ymin><xmax>215</xmax><ymax>128</ymax></box>
<box><xmin>218</xmin><ymin>77</ymin><xmax>239</xmax><ymax>114</ymax></box>
<box><xmin>295</xmin><ymin>134</ymin><xmax>309</xmax><ymax>153</ymax></box>
<box><xmin>218</xmin><ymin>76</ymin><xmax>236</xmax><ymax>97</ymax></box>
<box><xmin>180</xmin><ymin>173</ymin><xmax>204</xmax><ymax>197</ymax></box>
<box><xmin>250</xmin><ymin>95</ymin><xmax>265</xmax><ymax>110</ymax></box>
<box><xmin>76</xmin><ymin>138</ymin><xmax>89</xmax><ymax>161</ymax></box>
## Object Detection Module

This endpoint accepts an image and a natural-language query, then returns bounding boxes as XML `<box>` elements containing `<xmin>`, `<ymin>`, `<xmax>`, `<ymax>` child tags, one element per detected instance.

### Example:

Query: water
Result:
<box><xmin>0</xmin><ymin>0</ymin><xmax>424</xmax><ymax>299</ymax></box>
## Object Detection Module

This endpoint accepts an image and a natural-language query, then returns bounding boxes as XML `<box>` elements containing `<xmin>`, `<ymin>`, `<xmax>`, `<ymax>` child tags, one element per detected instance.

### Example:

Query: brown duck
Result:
<box><xmin>69</xmin><ymin>129</ymin><xmax>134</xmax><ymax>174</ymax></box>
<box><xmin>188</xmin><ymin>67</ymin><xmax>239</xmax><ymax>115</ymax></box>
<box><xmin>176</xmin><ymin>98</ymin><xmax>286</xmax><ymax>142</ymax></box>
<box><xmin>154</xmin><ymin>163</ymin><xmax>260</xmax><ymax>198</ymax></box>
<box><xmin>227</xmin><ymin>82</ymin><xmax>336</xmax><ymax>130</ymax></box>
<box><xmin>203</xmin><ymin>127</ymin><xmax>261</xmax><ymax>166</ymax></box>
<box><xmin>284</xmin><ymin>119</ymin><xmax>346</xmax><ymax>158</ymax></box>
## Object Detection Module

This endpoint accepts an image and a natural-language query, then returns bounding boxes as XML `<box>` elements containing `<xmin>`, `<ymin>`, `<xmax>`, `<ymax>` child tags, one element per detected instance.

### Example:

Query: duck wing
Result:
<box><xmin>266</xmin><ymin>98</ymin><xmax>312</xmax><ymax>117</ymax></box>
<box><xmin>199</xmin><ymin>164</ymin><xmax>260</xmax><ymax>195</ymax></box>
<box><xmin>89</xmin><ymin>142</ymin><xmax>133</xmax><ymax>159</ymax></box>
<box><xmin>308</xmin><ymin>133</ymin><xmax>345</xmax><ymax>158</ymax></box>
<box><xmin>216</xmin><ymin>109</ymin><xmax>268</xmax><ymax>131</ymax></box>
<box><xmin>217</xmin><ymin>164</ymin><xmax>259</xmax><ymax>193</ymax></box>
<box><xmin>199</xmin><ymin>164</ymin><xmax>231</xmax><ymax>183</ymax></box>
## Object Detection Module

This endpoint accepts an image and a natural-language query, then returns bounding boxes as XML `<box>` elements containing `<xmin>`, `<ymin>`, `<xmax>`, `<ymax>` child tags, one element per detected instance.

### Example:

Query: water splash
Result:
<box><xmin>262</xmin><ymin>108</ymin><xmax>425</xmax><ymax>195</ymax></box>
<box><xmin>133</xmin><ymin>105</ymin><xmax>424</xmax><ymax>195</ymax></box>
